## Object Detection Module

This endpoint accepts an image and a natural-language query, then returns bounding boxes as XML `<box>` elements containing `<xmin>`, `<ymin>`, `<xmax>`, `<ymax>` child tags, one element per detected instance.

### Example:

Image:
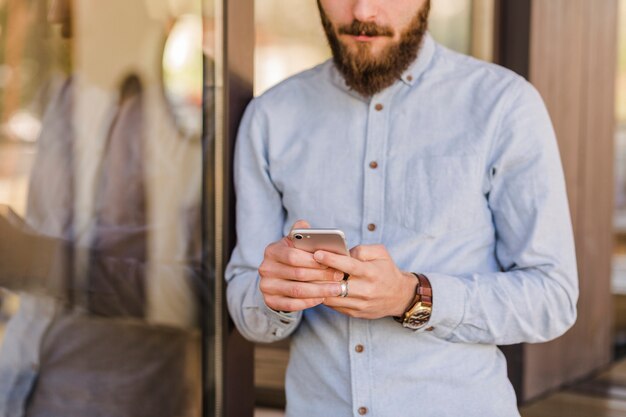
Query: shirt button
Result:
<box><xmin>358</xmin><ymin>406</ymin><xmax>368</xmax><ymax>415</ymax></box>
<box><xmin>355</xmin><ymin>344</ymin><xmax>364</xmax><ymax>353</ymax></box>
<box><xmin>374</xmin><ymin>103</ymin><xmax>383</xmax><ymax>111</ymax></box>
<box><xmin>407</xmin><ymin>75</ymin><xmax>413</xmax><ymax>82</ymax></box>
<box><xmin>369</xmin><ymin>161</ymin><xmax>378</xmax><ymax>169</ymax></box>
<box><xmin>367</xmin><ymin>223</ymin><xmax>376</xmax><ymax>232</ymax></box>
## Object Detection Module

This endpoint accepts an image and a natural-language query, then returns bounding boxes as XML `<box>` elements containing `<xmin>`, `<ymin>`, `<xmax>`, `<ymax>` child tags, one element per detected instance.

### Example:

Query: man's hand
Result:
<box><xmin>258</xmin><ymin>220</ymin><xmax>345</xmax><ymax>312</ymax></box>
<box><xmin>315</xmin><ymin>244</ymin><xmax>418</xmax><ymax>320</ymax></box>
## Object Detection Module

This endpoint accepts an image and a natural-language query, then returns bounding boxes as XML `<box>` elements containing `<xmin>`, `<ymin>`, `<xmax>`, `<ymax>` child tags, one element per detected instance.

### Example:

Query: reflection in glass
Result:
<box><xmin>163</xmin><ymin>14</ymin><xmax>204</xmax><ymax>139</ymax></box>
<box><xmin>0</xmin><ymin>0</ymin><xmax>213</xmax><ymax>415</ymax></box>
<box><xmin>618</xmin><ymin>0</ymin><xmax>626</xmax><ymax>126</ymax></box>
<box><xmin>614</xmin><ymin>0</ymin><xmax>626</xmax><ymax>222</ymax></box>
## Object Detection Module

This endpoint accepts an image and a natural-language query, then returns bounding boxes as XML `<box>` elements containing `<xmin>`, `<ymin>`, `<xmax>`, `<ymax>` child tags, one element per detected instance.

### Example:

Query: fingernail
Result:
<box><xmin>334</xmin><ymin>271</ymin><xmax>343</xmax><ymax>281</ymax></box>
<box><xmin>314</xmin><ymin>251</ymin><xmax>323</xmax><ymax>261</ymax></box>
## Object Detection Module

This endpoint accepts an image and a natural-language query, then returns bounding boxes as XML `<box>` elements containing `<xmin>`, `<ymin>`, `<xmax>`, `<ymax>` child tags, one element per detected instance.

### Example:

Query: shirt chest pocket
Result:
<box><xmin>402</xmin><ymin>155</ymin><xmax>486</xmax><ymax>237</ymax></box>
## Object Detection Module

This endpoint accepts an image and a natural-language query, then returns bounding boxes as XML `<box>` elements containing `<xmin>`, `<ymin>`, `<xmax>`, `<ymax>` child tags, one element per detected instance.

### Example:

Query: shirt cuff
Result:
<box><xmin>422</xmin><ymin>272</ymin><xmax>467</xmax><ymax>339</ymax></box>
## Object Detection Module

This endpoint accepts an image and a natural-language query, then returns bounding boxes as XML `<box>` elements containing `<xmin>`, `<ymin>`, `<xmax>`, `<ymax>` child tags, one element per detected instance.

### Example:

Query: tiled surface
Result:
<box><xmin>254</xmin><ymin>408</ymin><xmax>285</xmax><ymax>417</ymax></box>
<box><xmin>520</xmin><ymin>358</ymin><xmax>626</xmax><ymax>417</ymax></box>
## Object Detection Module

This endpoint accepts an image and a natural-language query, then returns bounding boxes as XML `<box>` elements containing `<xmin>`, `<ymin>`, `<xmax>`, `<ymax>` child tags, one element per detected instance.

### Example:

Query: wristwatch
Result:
<box><xmin>394</xmin><ymin>273</ymin><xmax>433</xmax><ymax>330</ymax></box>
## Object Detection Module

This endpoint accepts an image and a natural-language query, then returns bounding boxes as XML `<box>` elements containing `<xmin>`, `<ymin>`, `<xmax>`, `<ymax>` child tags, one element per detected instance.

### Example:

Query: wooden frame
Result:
<box><xmin>204</xmin><ymin>0</ymin><xmax>255</xmax><ymax>416</ymax></box>
<box><xmin>222</xmin><ymin>0</ymin><xmax>255</xmax><ymax>415</ymax></box>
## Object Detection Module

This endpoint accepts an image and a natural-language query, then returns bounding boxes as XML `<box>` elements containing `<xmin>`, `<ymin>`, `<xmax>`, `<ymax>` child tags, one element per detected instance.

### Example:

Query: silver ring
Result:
<box><xmin>340</xmin><ymin>279</ymin><xmax>349</xmax><ymax>298</ymax></box>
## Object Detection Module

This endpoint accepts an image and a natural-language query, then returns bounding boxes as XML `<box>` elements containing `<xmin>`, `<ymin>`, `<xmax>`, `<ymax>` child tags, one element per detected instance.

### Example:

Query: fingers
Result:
<box><xmin>265</xmin><ymin>241</ymin><xmax>325</xmax><ymax>269</ymax></box>
<box><xmin>322</xmin><ymin>277</ymin><xmax>372</xmax><ymax>304</ymax></box>
<box><xmin>259</xmin><ymin>261</ymin><xmax>344</xmax><ymax>282</ymax></box>
<box><xmin>264</xmin><ymin>295</ymin><xmax>325</xmax><ymax>312</ymax></box>
<box><xmin>349</xmin><ymin>244</ymin><xmax>388</xmax><ymax>261</ymax></box>
<box><xmin>313</xmin><ymin>250</ymin><xmax>366</xmax><ymax>277</ymax></box>
<box><xmin>260</xmin><ymin>259</ymin><xmax>342</xmax><ymax>311</ymax></box>
<box><xmin>290</xmin><ymin>219</ymin><xmax>311</xmax><ymax>232</ymax></box>
<box><xmin>323</xmin><ymin>295</ymin><xmax>373</xmax><ymax>319</ymax></box>
<box><xmin>323</xmin><ymin>283</ymin><xmax>382</xmax><ymax>320</ymax></box>
<box><xmin>326</xmin><ymin>305</ymin><xmax>382</xmax><ymax>320</ymax></box>
<box><xmin>261</xmin><ymin>278</ymin><xmax>342</xmax><ymax>299</ymax></box>
<box><xmin>323</xmin><ymin>296</ymin><xmax>362</xmax><ymax>308</ymax></box>
<box><xmin>260</xmin><ymin>277</ymin><xmax>343</xmax><ymax>313</ymax></box>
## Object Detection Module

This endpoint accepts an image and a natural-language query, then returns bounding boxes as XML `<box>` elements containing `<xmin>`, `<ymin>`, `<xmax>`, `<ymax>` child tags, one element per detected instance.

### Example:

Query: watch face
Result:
<box><xmin>404</xmin><ymin>306</ymin><xmax>431</xmax><ymax>330</ymax></box>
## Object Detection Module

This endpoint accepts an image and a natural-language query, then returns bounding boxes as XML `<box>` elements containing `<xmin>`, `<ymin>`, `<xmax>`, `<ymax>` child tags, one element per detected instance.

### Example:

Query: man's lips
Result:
<box><xmin>343</xmin><ymin>32</ymin><xmax>387</xmax><ymax>42</ymax></box>
<box><xmin>352</xmin><ymin>34</ymin><xmax>377</xmax><ymax>41</ymax></box>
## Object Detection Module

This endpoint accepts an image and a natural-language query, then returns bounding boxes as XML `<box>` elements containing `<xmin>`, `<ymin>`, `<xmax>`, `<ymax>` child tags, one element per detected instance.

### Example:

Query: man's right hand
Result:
<box><xmin>258</xmin><ymin>220</ymin><xmax>345</xmax><ymax>312</ymax></box>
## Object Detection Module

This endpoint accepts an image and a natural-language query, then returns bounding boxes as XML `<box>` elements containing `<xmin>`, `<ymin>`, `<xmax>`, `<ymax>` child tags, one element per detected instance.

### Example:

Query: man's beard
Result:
<box><xmin>318</xmin><ymin>0</ymin><xmax>430</xmax><ymax>97</ymax></box>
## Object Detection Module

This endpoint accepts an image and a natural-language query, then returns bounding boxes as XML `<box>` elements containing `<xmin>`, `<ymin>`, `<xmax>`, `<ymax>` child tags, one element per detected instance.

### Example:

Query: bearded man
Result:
<box><xmin>226</xmin><ymin>1</ymin><xmax>578</xmax><ymax>416</ymax></box>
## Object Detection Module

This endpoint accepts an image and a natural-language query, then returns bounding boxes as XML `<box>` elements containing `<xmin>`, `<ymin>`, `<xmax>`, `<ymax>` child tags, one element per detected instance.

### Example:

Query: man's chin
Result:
<box><xmin>342</xmin><ymin>37</ymin><xmax>389</xmax><ymax>56</ymax></box>
<box><xmin>340</xmin><ymin>43</ymin><xmax>389</xmax><ymax>68</ymax></box>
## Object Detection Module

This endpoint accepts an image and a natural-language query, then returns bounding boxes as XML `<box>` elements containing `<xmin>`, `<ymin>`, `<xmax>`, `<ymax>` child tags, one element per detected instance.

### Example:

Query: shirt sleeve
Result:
<box><xmin>225</xmin><ymin>99</ymin><xmax>302</xmax><ymax>344</ymax></box>
<box><xmin>425</xmin><ymin>79</ymin><xmax>579</xmax><ymax>345</ymax></box>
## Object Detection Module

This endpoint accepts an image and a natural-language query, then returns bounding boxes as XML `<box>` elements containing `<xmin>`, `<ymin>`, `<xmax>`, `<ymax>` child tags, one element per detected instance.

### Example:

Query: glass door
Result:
<box><xmin>0</xmin><ymin>0</ymin><xmax>234</xmax><ymax>415</ymax></box>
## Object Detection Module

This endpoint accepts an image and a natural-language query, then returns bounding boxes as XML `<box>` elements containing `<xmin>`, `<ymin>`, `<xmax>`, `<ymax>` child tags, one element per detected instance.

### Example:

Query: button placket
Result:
<box><xmin>362</xmin><ymin>96</ymin><xmax>389</xmax><ymax>244</ymax></box>
<box><xmin>349</xmin><ymin>318</ymin><xmax>373</xmax><ymax>417</ymax></box>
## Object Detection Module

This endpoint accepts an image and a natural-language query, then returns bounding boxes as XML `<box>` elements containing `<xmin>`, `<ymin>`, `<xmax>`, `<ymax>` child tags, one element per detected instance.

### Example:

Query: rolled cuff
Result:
<box><xmin>422</xmin><ymin>272</ymin><xmax>467</xmax><ymax>339</ymax></box>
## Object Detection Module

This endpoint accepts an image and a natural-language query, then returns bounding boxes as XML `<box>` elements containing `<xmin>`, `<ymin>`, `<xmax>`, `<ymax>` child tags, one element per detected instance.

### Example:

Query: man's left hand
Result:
<box><xmin>315</xmin><ymin>244</ymin><xmax>418</xmax><ymax>320</ymax></box>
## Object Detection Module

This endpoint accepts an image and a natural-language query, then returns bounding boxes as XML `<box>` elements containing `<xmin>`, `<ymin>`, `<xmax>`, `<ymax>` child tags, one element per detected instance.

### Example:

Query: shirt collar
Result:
<box><xmin>330</xmin><ymin>32</ymin><xmax>436</xmax><ymax>97</ymax></box>
<box><xmin>400</xmin><ymin>32</ymin><xmax>435</xmax><ymax>86</ymax></box>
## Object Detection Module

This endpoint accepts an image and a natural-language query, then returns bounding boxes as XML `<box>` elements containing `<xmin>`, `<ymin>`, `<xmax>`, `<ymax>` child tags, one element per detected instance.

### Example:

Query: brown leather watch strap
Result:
<box><xmin>393</xmin><ymin>272</ymin><xmax>433</xmax><ymax>324</ymax></box>
<box><xmin>413</xmin><ymin>273</ymin><xmax>432</xmax><ymax>307</ymax></box>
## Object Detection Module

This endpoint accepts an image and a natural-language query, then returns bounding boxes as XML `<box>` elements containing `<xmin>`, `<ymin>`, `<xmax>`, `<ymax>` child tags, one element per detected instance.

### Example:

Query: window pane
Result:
<box><xmin>0</xmin><ymin>0</ymin><xmax>215</xmax><ymax>415</ymax></box>
<box><xmin>614</xmin><ymin>1</ymin><xmax>626</xmax><ymax>223</ymax></box>
<box><xmin>618</xmin><ymin>0</ymin><xmax>626</xmax><ymax>125</ymax></box>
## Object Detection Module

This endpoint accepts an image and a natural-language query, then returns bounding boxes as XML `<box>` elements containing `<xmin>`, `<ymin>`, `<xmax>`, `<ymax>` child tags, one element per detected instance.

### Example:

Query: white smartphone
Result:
<box><xmin>289</xmin><ymin>228</ymin><xmax>349</xmax><ymax>256</ymax></box>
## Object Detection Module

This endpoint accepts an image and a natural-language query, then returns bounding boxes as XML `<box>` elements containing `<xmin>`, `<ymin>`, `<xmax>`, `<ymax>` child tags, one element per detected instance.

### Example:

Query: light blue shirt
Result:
<box><xmin>225</xmin><ymin>34</ymin><xmax>578</xmax><ymax>417</ymax></box>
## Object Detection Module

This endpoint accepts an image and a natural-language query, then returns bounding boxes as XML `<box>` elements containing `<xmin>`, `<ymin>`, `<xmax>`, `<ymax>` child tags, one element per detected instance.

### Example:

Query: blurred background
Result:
<box><xmin>0</xmin><ymin>0</ymin><xmax>622</xmax><ymax>416</ymax></box>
